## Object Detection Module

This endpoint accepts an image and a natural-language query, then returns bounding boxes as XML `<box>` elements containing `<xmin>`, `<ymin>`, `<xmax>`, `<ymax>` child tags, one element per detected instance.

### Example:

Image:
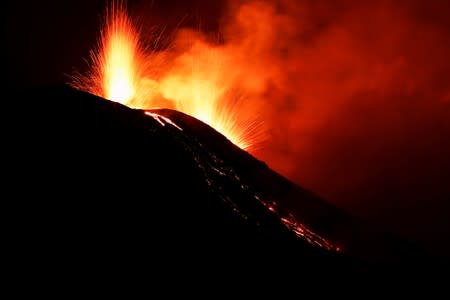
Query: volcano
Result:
<box><xmin>6</xmin><ymin>85</ymin><xmax>438</xmax><ymax>284</ymax></box>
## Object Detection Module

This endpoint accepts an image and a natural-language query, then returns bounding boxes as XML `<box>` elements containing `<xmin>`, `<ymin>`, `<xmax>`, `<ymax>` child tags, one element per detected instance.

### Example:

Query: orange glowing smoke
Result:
<box><xmin>71</xmin><ymin>2</ymin><xmax>263</xmax><ymax>151</ymax></box>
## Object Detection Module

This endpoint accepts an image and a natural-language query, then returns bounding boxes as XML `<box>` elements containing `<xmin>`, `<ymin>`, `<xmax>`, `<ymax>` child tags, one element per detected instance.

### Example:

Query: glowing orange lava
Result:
<box><xmin>101</xmin><ymin>4</ymin><xmax>141</xmax><ymax>104</ymax></box>
<box><xmin>71</xmin><ymin>2</ymin><xmax>143</xmax><ymax>105</ymax></box>
<box><xmin>71</xmin><ymin>2</ymin><xmax>263</xmax><ymax>151</ymax></box>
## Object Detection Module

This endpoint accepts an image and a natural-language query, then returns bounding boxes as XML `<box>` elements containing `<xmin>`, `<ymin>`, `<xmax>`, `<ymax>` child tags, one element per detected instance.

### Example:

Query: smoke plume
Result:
<box><xmin>134</xmin><ymin>0</ymin><xmax>450</xmax><ymax>254</ymax></box>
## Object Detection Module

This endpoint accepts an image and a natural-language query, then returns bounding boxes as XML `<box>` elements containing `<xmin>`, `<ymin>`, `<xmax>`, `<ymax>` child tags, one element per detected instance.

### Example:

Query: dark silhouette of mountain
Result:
<box><xmin>5</xmin><ymin>85</ymin><xmax>441</xmax><ymax>287</ymax></box>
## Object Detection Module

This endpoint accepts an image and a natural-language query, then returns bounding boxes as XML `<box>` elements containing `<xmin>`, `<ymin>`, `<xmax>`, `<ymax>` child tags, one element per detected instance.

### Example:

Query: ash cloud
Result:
<box><xmin>224</xmin><ymin>0</ymin><xmax>450</xmax><ymax>254</ymax></box>
<box><xmin>133</xmin><ymin>0</ymin><xmax>450</xmax><ymax>255</ymax></box>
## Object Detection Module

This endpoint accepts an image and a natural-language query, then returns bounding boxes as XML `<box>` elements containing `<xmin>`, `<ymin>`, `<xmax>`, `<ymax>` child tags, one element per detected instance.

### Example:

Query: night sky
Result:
<box><xmin>3</xmin><ymin>0</ymin><xmax>450</xmax><ymax>258</ymax></box>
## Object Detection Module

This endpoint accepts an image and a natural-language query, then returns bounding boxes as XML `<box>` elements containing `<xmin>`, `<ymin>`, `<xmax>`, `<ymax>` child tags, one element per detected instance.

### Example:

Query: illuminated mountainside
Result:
<box><xmin>6</xmin><ymin>85</ymin><xmax>435</xmax><ymax>283</ymax></box>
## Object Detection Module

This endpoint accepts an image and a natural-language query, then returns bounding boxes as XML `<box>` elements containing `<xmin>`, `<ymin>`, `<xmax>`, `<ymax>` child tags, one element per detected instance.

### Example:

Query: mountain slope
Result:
<box><xmin>5</xmin><ymin>85</ymin><xmax>435</xmax><ymax>283</ymax></box>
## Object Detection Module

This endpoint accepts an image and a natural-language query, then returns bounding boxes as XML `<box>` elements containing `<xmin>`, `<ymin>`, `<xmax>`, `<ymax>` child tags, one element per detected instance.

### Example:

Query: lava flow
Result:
<box><xmin>71</xmin><ymin>2</ymin><xmax>263</xmax><ymax>151</ymax></box>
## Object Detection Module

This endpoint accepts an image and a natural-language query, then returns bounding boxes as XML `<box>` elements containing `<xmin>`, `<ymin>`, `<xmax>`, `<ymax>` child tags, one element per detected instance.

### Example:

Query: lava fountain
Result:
<box><xmin>101</xmin><ymin>4</ymin><xmax>141</xmax><ymax>104</ymax></box>
<box><xmin>71</xmin><ymin>1</ymin><xmax>264</xmax><ymax>151</ymax></box>
<box><xmin>70</xmin><ymin>1</ymin><xmax>144</xmax><ymax>105</ymax></box>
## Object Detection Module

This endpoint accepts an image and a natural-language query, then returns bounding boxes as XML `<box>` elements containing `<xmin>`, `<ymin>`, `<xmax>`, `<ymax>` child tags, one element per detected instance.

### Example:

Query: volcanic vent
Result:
<box><xmin>71</xmin><ymin>1</ymin><xmax>264</xmax><ymax>152</ymax></box>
